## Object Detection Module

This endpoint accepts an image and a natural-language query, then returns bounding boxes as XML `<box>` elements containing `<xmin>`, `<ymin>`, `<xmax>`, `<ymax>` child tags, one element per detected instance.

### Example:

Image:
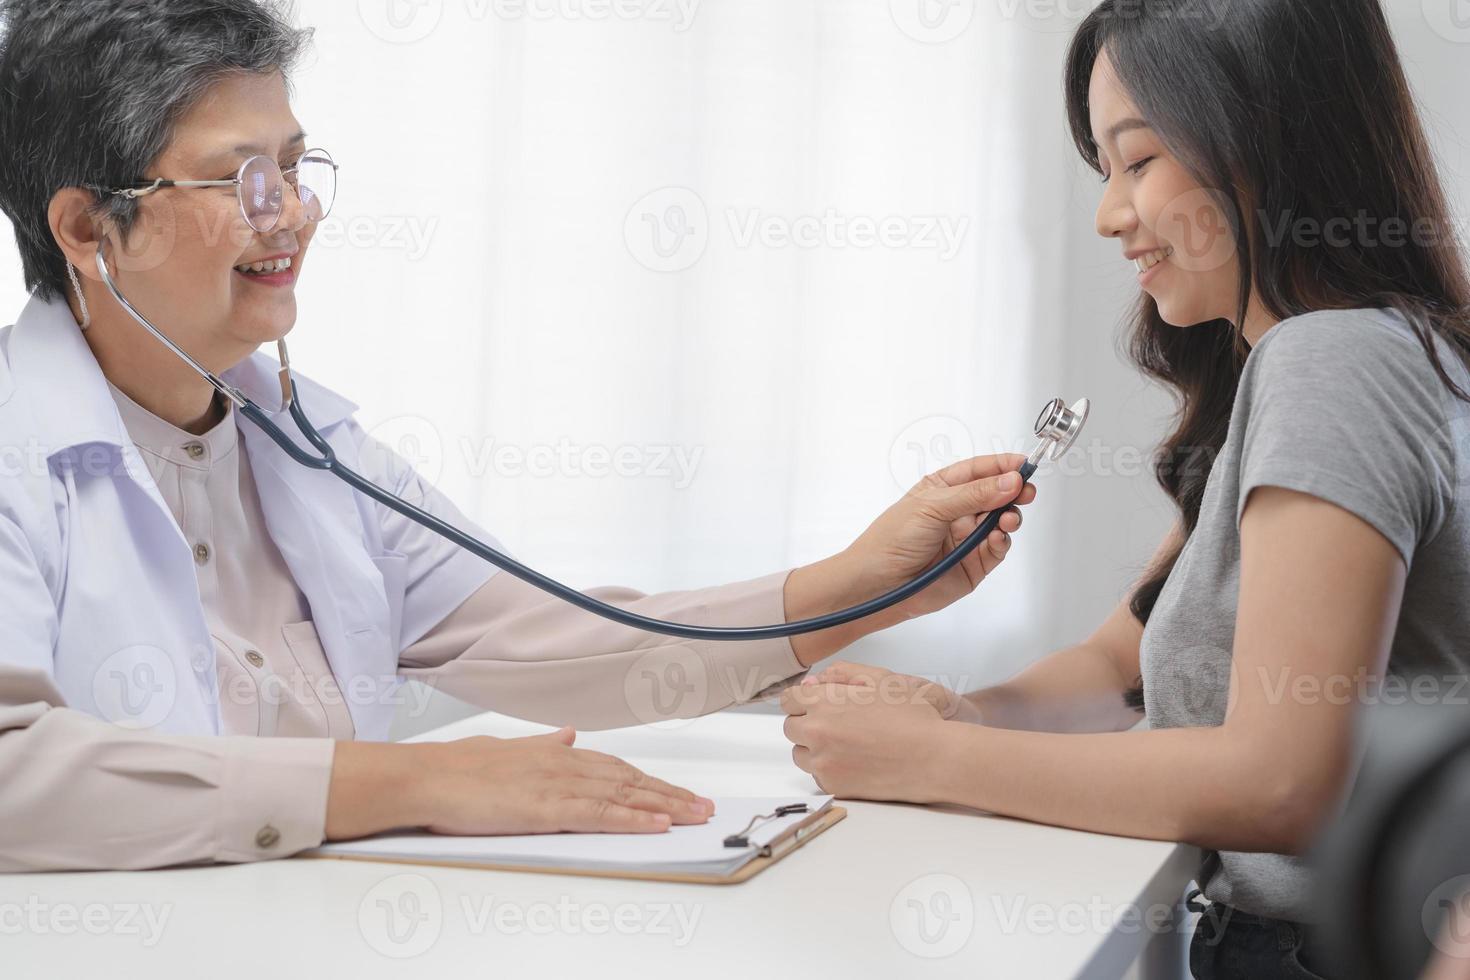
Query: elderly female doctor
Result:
<box><xmin>0</xmin><ymin>0</ymin><xmax>1032</xmax><ymax>872</ymax></box>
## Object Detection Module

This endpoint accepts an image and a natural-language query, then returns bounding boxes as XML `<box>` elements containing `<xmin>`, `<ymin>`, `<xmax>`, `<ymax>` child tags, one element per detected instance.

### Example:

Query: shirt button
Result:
<box><xmin>184</xmin><ymin>442</ymin><xmax>206</xmax><ymax>460</ymax></box>
<box><xmin>255</xmin><ymin>825</ymin><xmax>281</xmax><ymax>849</ymax></box>
<box><xmin>244</xmin><ymin>650</ymin><xmax>265</xmax><ymax>668</ymax></box>
<box><xmin>194</xmin><ymin>542</ymin><xmax>211</xmax><ymax>564</ymax></box>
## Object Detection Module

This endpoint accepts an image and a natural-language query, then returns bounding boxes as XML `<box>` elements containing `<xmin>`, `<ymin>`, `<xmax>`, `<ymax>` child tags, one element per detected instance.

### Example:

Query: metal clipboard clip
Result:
<box><xmin>723</xmin><ymin>803</ymin><xmax>812</xmax><ymax>853</ymax></box>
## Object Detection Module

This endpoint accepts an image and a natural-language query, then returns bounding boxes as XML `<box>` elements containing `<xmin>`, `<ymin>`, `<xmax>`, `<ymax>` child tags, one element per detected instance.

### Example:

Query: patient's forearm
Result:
<box><xmin>963</xmin><ymin>644</ymin><xmax>1142</xmax><ymax>733</ymax></box>
<box><xmin>930</xmin><ymin>721</ymin><xmax>1327</xmax><ymax>854</ymax></box>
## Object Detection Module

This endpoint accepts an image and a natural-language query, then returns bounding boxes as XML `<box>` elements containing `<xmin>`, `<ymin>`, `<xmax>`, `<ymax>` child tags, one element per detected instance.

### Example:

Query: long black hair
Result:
<box><xmin>1063</xmin><ymin>0</ymin><xmax>1470</xmax><ymax>711</ymax></box>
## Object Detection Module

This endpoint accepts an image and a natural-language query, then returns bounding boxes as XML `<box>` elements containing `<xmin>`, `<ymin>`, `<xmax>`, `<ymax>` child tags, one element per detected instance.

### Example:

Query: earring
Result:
<box><xmin>66</xmin><ymin>261</ymin><xmax>91</xmax><ymax>330</ymax></box>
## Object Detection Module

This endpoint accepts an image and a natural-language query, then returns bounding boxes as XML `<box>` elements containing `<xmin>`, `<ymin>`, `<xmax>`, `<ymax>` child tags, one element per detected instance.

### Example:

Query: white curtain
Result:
<box><xmin>4</xmin><ymin>0</ymin><xmax>1466</xmax><ymax>712</ymax></box>
<box><xmin>283</xmin><ymin>0</ymin><xmax>1095</xmax><ymax>696</ymax></box>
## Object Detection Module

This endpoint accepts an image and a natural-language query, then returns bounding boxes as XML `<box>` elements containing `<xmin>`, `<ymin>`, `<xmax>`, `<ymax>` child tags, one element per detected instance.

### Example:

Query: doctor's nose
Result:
<box><xmin>275</xmin><ymin>179</ymin><xmax>311</xmax><ymax>235</ymax></box>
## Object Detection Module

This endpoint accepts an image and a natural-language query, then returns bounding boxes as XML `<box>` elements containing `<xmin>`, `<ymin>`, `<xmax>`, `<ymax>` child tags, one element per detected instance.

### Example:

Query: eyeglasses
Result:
<box><xmin>102</xmin><ymin>148</ymin><xmax>339</xmax><ymax>233</ymax></box>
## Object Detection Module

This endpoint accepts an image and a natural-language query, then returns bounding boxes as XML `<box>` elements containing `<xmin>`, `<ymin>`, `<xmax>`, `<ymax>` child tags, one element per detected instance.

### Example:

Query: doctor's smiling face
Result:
<box><xmin>1087</xmin><ymin>50</ymin><xmax>1259</xmax><ymax>338</ymax></box>
<box><xmin>96</xmin><ymin>70</ymin><xmax>316</xmax><ymax>360</ymax></box>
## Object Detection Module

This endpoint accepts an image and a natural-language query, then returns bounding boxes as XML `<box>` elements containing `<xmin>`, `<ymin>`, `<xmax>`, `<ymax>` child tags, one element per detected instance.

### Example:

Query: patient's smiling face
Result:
<box><xmin>1088</xmin><ymin>49</ymin><xmax>1248</xmax><ymax>334</ymax></box>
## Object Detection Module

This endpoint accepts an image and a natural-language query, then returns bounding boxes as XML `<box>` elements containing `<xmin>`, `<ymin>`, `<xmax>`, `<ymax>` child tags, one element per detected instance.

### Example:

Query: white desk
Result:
<box><xmin>2</xmin><ymin>710</ymin><xmax>1198</xmax><ymax>979</ymax></box>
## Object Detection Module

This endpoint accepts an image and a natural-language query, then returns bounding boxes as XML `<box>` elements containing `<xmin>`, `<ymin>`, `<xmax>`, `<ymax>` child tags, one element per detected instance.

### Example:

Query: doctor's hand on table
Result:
<box><xmin>327</xmin><ymin>726</ymin><xmax>717</xmax><ymax>840</ymax></box>
<box><xmin>327</xmin><ymin>452</ymin><xmax>1030</xmax><ymax>841</ymax></box>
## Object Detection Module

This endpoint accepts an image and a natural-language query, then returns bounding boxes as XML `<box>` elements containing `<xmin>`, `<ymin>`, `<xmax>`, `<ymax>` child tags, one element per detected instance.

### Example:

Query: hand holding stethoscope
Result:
<box><xmin>831</xmin><ymin>452</ymin><xmax>1037</xmax><ymax>627</ymax></box>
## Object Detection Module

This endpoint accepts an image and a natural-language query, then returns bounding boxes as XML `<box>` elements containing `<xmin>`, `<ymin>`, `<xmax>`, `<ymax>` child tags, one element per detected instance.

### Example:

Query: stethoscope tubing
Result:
<box><xmin>96</xmin><ymin>243</ymin><xmax>1040</xmax><ymax>642</ymax></box>
<box><xmin>242</xmin><ymin>386</ymin><xmax>1035</xmax><ymax>640</ymax></box>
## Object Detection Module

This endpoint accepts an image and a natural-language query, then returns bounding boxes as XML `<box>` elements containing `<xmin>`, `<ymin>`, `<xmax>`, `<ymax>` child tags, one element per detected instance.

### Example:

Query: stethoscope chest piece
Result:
<box><xmin>1033</xmin><ymin>397</ymin><xmax>1090</xmax><ymax>461</ymax></box>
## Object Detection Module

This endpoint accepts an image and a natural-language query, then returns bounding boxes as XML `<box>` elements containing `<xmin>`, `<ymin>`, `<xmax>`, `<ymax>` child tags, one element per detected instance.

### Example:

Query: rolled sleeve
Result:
<box><xmin>1233</xmin><ymin>310</ymin><xmax>1462</xmax><ymax>568</ymax></box>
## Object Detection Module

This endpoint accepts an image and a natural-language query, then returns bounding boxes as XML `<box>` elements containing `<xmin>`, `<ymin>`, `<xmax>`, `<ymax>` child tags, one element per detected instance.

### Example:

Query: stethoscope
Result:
<box><xmin>94</xmin><ymin>245</ymin><xmax>1091</xmax><ymax>641</ymax></box>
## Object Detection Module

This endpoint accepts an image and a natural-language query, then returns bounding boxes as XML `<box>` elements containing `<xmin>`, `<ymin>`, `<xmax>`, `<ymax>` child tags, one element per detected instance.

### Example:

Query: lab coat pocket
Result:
<box><xmin>370</xmin><ymin>549</ymin><xmax>409</xmax><ymax>653</ymax></box>
<box><xmin>281</xmin><ymin>620</ymin><xmax>355</xmax><ymax>739</ymax></box>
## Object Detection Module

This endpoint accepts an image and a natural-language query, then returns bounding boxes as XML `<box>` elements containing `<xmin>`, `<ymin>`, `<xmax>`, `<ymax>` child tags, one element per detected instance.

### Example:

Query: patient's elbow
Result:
<box><xmin>1256</xmin><ymin>773</ymin><xmax>1343</xmax><ymax>855</ymax></box>
<box><xmin>1179</xmin><ymin>739</ymin><xmax>1349</xmax><ymax>855</ymax></box>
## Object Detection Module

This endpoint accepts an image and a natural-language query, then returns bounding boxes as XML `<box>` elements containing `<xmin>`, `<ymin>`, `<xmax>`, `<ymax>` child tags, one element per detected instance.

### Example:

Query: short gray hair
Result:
<box><xmin>0</xmin><ymin>0</ymin><xmax>314</xmax><ymax>302</ymax></box>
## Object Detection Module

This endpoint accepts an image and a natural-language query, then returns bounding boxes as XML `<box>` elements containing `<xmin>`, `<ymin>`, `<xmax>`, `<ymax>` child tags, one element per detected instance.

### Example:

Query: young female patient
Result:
<box><xmin>781</xmin><ymin>2</ymin><xmax>1470</xmax><ymax>977</ymax></box>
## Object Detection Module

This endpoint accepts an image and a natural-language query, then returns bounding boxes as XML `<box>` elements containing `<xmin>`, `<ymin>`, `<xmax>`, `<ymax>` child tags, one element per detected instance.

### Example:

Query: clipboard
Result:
<box><xmin>301</xmin><ymin>805</ymin><xmax>846</xmax><ymax>885</ymax></box>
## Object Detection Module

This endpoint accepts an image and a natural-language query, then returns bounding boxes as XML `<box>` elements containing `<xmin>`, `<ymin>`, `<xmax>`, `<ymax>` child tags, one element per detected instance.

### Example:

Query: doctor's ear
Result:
<box><xmin>47</xmin><ymin>186</ymin><xmax>106</xmax><ymax>282</ymax></box>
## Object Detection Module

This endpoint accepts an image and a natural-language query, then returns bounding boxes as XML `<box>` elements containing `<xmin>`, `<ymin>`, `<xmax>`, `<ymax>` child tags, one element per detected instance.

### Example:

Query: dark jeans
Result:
<box><xmin>1188</xmin><ymin>890</ymin><xmax>1333</xmax><ymax>980</ymax></box>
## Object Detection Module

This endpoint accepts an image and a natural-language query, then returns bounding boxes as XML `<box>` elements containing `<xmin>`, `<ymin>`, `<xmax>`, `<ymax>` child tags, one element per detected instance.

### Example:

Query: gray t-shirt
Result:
<box><xmin>1138</xmin><ymin>307</ymin><xmax>1470</xmax><ymax>921</ymax></box>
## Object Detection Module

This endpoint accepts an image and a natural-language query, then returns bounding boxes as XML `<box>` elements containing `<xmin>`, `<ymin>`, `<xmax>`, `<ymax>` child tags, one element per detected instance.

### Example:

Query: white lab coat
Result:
<box><xmin>0</xmin><ymin>292</ymin><xmax>503</xmax><ymax>740</ymax></box>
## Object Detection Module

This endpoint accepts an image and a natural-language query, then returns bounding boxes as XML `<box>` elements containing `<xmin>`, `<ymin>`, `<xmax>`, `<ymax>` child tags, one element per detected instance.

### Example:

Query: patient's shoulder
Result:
<box><xmin>1244</xmin><ymin>306</ymin><xmax>1468</xmax><ymax>402</ymax></box>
